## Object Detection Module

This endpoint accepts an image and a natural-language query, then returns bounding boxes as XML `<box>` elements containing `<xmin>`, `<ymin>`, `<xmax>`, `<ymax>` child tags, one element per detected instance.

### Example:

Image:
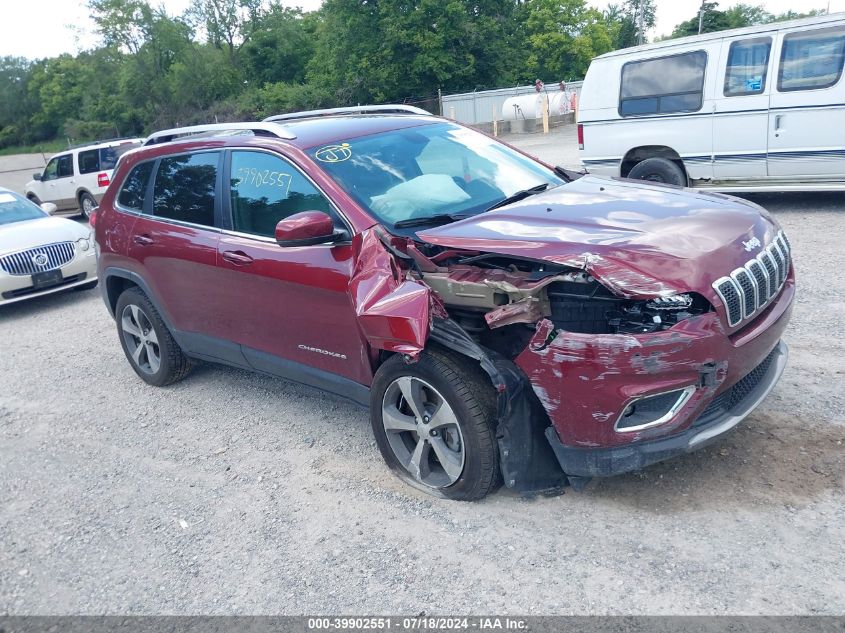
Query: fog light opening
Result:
<box><xmin>614</xmin><ymin>386</ymin><xmax>696</xmax><ymax>433</ymax></box>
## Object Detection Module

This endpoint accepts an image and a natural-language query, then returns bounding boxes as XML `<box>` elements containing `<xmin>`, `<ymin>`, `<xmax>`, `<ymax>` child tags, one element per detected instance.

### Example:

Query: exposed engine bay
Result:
<box><xmin>403</xmin><ymin>244</ymin><xmax>713</xmax><ymax>359</ymax></box>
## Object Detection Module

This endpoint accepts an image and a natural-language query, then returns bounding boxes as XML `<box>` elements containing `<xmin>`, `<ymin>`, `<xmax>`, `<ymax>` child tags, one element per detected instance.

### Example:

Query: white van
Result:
<box><xmin>578</xmin><ymin>13</ymin><xmax>845</xmax><ymax>191</ymax></box>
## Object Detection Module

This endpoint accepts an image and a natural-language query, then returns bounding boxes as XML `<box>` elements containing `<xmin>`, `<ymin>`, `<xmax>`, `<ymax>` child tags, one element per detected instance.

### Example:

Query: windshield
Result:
<box><xmin>309</xmin><ymin>122</ymin><xmax>564</xmax><ymax>232</ymax></box>
<box><xmin>0</xmin><ymin>191</ymin><xmax>47</xmax><ymax>226</ymax></box>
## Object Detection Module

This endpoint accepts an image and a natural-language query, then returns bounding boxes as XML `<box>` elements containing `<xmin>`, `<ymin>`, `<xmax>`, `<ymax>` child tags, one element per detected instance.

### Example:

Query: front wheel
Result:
<box><xmin>370</xmin><ymin>349</ymin><xmax>501</xmax><ymax>501</ymax></box>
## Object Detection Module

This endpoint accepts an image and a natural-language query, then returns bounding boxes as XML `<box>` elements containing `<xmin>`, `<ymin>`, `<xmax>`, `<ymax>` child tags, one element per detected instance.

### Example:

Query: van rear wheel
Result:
<box><xmin>628</xmin><ymin>157</ymin><xmax>687</xmax><ymax>186</ymax></box>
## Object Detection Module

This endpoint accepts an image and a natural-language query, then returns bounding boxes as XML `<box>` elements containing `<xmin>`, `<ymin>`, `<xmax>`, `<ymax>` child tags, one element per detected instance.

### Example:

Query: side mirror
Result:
<box><xmin>33</xmin><ymin>173</ymin><xmax>42</xmax><ymax>181</ymax></box>
<box><xmin>275</xmin><ymin>211</ymin><xmax>342</xmax><ymax>247</ymax></box>
<box><xmin>40</xmin><ymin>202</ymin><xmax>58</xmax><ymax>214</ymax></box>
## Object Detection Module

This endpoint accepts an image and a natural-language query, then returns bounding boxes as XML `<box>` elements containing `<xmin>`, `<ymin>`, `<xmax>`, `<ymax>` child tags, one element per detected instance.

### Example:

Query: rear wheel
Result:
<box><xmin>79</xmin><ymin>192</ymin><xmax>98</xmax><ymax>219</ymax></box>
<box><xmin>628</xmin><ymin>157</ymin><xmax>687</xmax><ymax>186</ymax></box>
<box><xmin>115</xmin><ymin>287</ymin><xmax>192</xmax><ymax>387</ymax></box>
<box><xmin>370</xmin><ymin>349</ymin><xmax>501</xmax><ymax>501</ymax></box>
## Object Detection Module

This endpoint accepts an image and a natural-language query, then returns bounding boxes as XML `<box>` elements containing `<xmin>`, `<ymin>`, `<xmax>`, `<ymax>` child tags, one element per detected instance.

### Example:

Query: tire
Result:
<box><xmin>74</xmin><ymin>280</ymin><xmax>99</xmax><ymax>291</ymax></box>
<box><xmin>79</xmin><ymin>192</ymin><xmax>98</xmax><ymax>219</ymax></box>
<box><xmin>370</xmin><ymin>349</ymin><xmax>501</xmax><ymax>501</ymax></box>
<box><xmin>27</xmin><ymin>194</ymin><xmax>42</xmax><ymax>206</ymax></box>
<box><xmin>628</xmin><ymin>157</ymin><xmax>687</xmax><ymax>186</ymax></box>
<box><xmin>114</xmin><ymin>287</ymin><xmax>192</xmax><ymax>387</ymax></box>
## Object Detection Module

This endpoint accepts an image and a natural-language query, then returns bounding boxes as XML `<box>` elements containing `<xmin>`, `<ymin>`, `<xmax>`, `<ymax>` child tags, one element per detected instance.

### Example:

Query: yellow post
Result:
<box><xmin>542</xmin><ymin>95</ymin><xmax>550</xmax><ymax>134</ymax></box>
<box><xmin>492</xmin><ymin>105</ymin><xmax>498</xmax><ymax>137</ymax></box>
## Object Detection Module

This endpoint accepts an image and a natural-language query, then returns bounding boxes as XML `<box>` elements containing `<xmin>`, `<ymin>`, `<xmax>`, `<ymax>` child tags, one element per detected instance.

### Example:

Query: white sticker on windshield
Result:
<box><xmin>0</xmin><ymin>193</ymin><xmax>16</xmax><ymax>204</ymax></box>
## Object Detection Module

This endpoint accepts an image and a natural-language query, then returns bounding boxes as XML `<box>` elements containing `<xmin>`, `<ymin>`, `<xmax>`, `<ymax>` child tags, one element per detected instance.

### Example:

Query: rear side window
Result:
<box><xmin>117</xmin><ymin>161</ymin><xmax>154</xmax><ymax>212</ymax></box>
<box><xmin>619</xmin><ymin>51</ymin><xmax>707</xmax><ymax>116</ymax></box>
<box><xmin>78</xmin><ymin>149</ymin><xmax>100</xmax><ymax>174</ymax></box>
<box><xmin>101</xmin><ymin>143</ymin><xmax>140</xmax><ymax>171</ymax></box>
<box><xmin>229</xmin><ymin>150</ymin><xmax>334</xmax><ymax>238</ymax></box>
<box><xmin>724</xmin><ymin>37</ymin><xmax>771</xmax><ymax>96</ymax></box>
<box><xmin>153</xmin><ymin>152</ymin><xmax>220</xmax><ymax>227</ymax></box>
<box><xmin>778</xmin><ymin>26</ymin><xmax>845</xmax><ymax>92</ymax></box>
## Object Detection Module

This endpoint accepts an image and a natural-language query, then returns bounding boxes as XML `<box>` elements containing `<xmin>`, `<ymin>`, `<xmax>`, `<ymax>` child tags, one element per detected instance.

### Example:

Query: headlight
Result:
<box><xmin>645</xmin><ymin>294</ymin><xmax>693</xmax><ymax>310</ymax></box>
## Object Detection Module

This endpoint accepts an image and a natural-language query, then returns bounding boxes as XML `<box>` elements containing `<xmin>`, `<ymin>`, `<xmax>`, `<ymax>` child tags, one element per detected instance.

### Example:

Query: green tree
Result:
<box><xmin>604</xmin><ymin>0</ymin><xmax>656</xmax><ymax>49</ymax></box>
<box><xmin>26</xmin><ymin>55</ymin><xmax>88</xmax><ymax>141</ymax></box>
<box><xmin>670</xmin><ymin>3</ymin><xmax>826</xmax><ymax>38</ymax></box>
<box><xmin>0</xmin><ymin>57</ymin><xmax>37</xmax><ymax>147</ymax></box>
<box><xmin>309</xmin><ymin>0</ymin><xmax>518</xmax><ymax>104</ymax></box>
<box><xmin>117</xmin><ymin>8</ymin><xmax>195</xmax><ymax>127</ymax></box>
<box><xmin>188</xmin><ymin>0</ymin><xmax>264</xmax><ymax>60</ymax></box>
<box><xmin>240</xmin><ymin>6</ymin><xmax>317</xmax><ymax>85</ymax></box>
<box><xmin>88</xmin><ymin>0</ymin><xmax>154</xmax><ymax>54</ymax></box>
<box><xmin>521</xmin><ymin>0</ymin><xmax>614</xmax><ymax>81</ymax></box>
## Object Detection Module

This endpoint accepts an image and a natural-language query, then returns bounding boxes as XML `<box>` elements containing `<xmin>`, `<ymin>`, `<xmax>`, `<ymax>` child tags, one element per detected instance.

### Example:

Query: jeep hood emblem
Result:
<box><xmin>742</xmin><ymin>237</ymin><xmax>761</xmax><ymax>252</ymax></box>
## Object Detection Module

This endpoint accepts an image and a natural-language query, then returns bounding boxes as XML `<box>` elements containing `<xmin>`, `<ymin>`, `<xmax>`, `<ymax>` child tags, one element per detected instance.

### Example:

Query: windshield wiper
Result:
<box><xmin>393</xmin><ymin>213</ymin><xmax>469</xmax><ymax>229</ymax></box>
<box><xmin>484</xmin><ymin>183</ymin><xmax>552</xmax><ymax>213</ymax></box>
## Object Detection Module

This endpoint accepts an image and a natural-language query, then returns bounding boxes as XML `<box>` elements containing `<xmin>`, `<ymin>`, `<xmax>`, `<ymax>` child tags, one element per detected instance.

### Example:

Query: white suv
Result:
<box><xmin>25</xmin><ymin>138</ymin><xmax>142</xmax><ymax>218</ymax></box>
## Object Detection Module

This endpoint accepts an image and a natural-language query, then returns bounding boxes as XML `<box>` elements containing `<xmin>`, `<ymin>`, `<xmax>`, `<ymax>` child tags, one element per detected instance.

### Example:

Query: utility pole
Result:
<box><xmin>698</xmin><ymin>0</ymin><xmax>706</xmax><ymax>35</ymax></box>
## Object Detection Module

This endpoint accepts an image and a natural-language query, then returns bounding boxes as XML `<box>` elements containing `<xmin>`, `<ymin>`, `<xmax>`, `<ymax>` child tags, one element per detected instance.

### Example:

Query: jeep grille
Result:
<box><xmin>712</xmin><ymin>231</ymin><xmax>791</xmax><ymax>328</ymax></box>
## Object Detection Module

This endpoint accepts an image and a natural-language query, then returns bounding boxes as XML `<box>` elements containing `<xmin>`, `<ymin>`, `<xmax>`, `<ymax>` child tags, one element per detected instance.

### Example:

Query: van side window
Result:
<box><xmin>619</xmin><ymin>51</ymin><xmax>707</xmax><ymax>116</ymax></box>
<box><xmin>153</xmin><ymin>152</ymin><xmax>220</xmax><ymax>227</ymax></box>
<box><xmin>778</xmin><ymin>26</ymin><xmax>845</xmax><ymax>92</ymax></box>
<box><xmin>229</xmin><ymin>150</ymin><xmax>335</xmax><ymax>238</ymax></box>
<box><xmin>724</xmin><ymin>37</ymin><xmax>771</xmax><ymax>96</ymax></box>
<box><xmin>117</xmin><ymin>161</ymin><xmax>154</xmax><ymax>212</ymax></box>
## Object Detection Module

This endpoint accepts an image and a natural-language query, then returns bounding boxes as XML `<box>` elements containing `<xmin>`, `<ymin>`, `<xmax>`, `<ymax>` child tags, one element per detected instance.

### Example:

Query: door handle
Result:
<box><xmin>774</xmin><ymin>114</ymin><xmax>784</xmax><ymax>130</ymax></box>
<box><xmin>133</xmin><ymin>234</ymin><xmax>154</xmax><ymax>246</ymax></box>
<box><xmin>222</xmin><ymin>250</ymin><xmax>254</xmax><ymax>266</ymax></box>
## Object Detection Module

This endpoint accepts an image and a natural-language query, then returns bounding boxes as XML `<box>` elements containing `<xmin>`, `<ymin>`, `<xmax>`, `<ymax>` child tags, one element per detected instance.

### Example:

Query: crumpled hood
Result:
<box><xmin>418</xmin><ymin>175</ymin><xmax>780</xmax><ymax>298</ymax></box>
<box><xmin>0</xmin><ymin>216</ymin><xmax>90</xmax><ymax>256</ymax></box>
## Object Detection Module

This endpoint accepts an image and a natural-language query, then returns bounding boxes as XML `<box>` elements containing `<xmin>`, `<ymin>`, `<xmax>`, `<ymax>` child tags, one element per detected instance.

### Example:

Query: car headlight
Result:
<box><xmin>645</xmin><ymin>294</ymin><xmax>693</xmax><ymax>310</ymax></box>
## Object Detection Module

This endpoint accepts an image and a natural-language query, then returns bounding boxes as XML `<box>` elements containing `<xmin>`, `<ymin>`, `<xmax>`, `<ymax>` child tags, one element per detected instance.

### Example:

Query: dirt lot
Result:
<box><xmin>0</xmin><ymin>128</ymin><xmax>843</xmax><ymax>615</ymax></box>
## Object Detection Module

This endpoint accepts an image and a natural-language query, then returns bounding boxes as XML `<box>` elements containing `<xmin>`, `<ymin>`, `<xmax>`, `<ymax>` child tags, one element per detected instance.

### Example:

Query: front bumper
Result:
<box><xmin>0</xmin><ymin>251</ymin><xmax>97</xmax><ymax>305</ymax></box>
<box><xmin>513</xmin><ymin>275</ymin><xmax>794</xmax><ymax>476</ymax></box>
<box><xmin>544</xmin><ymin>340</ymin><xmax>788</xmax><ymax>476</ymax></box>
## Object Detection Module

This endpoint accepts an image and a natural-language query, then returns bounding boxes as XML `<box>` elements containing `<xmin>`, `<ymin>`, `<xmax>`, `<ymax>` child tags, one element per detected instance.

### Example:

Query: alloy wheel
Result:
<box><xmin>81</xmin><ymin>196</ymin><xmax>96</xmax><ymax>218</ymax></box>
<box><xmin>381</xmin><ymin>376</ymin><xmax>465</xmax><ymax>488</ymax></box>
<box><xmin>120</xmin><ymin>304</ymin><xmax>161</xmax><ymax>375</ymax></box>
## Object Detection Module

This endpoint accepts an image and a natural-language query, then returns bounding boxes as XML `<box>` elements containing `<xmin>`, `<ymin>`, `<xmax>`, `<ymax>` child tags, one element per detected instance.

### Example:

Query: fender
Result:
<box><xmin>349</xmin><ymin>227</ymin><xmax>431</xmax><ymax>357</ymax></box>
<box><xmin>75</xmin><ymin>187</ymin><xmax>98</xmax><ymax>203</ymax></box>
<box><xmin>101</xmin><ymin>266</ymin><xmax>176</xmax><ymax>332</ymax></box>
<box><xmin>430</xmin><ymin>318</ymin><xmax>570</xmax><ymax>495</ymax></box>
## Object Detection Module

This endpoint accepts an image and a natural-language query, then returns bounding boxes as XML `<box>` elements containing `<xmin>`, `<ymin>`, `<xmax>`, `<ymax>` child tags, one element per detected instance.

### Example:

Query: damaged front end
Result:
<box><xmin>351</xmin><ymin>221</ymin><xmax>793</xmax><ymax>491</ymax></box>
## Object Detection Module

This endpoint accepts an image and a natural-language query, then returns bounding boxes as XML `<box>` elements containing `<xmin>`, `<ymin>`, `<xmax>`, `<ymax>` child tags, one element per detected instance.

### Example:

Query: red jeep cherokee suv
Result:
<box><xmin>95</xmin><ymin>105</ymin><xmax>794</xmax><ymax>500</ymax></box>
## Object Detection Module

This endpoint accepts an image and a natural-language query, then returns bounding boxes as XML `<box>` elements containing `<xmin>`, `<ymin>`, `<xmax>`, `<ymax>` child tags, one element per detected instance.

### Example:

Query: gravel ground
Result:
<box><xmin>0</xmin><ymin>128</ymin><xmax>843</xmax><ymax>615</ymax></box>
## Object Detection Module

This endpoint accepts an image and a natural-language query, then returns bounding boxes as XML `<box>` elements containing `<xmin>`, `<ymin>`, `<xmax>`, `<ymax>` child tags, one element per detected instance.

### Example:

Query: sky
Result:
<box><xmin>0</xmin><ymin>0</ymin><xmax>842</xmax><ymax>60</ymax></box>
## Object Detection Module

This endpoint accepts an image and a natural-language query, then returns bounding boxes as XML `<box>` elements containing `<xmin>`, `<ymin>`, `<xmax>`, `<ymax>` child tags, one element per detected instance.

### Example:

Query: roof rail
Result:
<box><xmin>143</xmin><ymin>122</ymin><xmax>296</xmax><ymax>146</ymax></box>
<box><xmin>262</xmin><ymin>104</ymin><xmax>433</xmax><ymax>123</ymax></box>
<box><xmin>67</xmin><ymin>137</ymin><xmax>143</xmax><ymax>151</ymax></box>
